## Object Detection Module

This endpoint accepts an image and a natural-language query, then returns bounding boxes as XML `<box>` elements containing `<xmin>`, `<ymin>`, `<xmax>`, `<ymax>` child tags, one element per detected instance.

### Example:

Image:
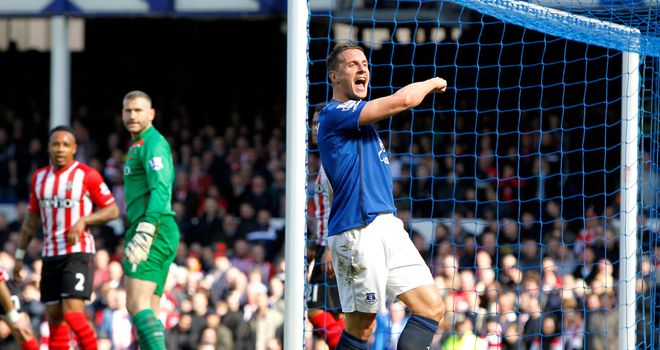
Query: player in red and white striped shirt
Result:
<box><xmin>307</xmin><ymin>105</ymin><xmax>344</xmax><ymax>349</ymax></box>
<box><xmin>0</xmin><ymin>269</ymin><xmax>39</xmax><ymax>350</ymax></box>
<box><xmin>310</xmin><ymin>166</ymin><xmax>331</xmax><ymax>247</ymax></box>
<box><xmin>14</xmin><ymin>125</ymin><xmax>120</xmax><ymax>350</ymax></box>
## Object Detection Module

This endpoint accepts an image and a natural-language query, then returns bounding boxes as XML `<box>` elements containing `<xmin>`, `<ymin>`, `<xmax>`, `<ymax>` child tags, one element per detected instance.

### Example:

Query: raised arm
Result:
<box><xmin>359</xmin><ymin>77</ymin><xmax>447</xmax><ymax>126</ymax></box>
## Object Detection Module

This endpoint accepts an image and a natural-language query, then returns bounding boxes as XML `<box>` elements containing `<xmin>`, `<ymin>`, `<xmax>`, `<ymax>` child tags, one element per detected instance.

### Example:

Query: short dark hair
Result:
<box><xmin>326</xmin><ymin>42</ymin><xmax>364</xmax><ymax>72</ymax></box>
<box><xmin>48</xmin><ymin>125</ymin><xmax>76</xmax><ymax>141</ymax></box>
<box><xmin>123</xmin><ymin>90</ymin><xmax>152</xmax><ymax>106</ymax></box>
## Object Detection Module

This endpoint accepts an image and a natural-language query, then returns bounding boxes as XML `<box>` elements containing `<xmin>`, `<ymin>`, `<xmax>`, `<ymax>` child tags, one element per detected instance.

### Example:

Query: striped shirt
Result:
<box><xmin>308</xmin><ymin>166</ymin><xmax>331</xmax><ymax>246</ymax></box>
<box><xmin>28</xmin><ymin>161</ymin><xmax>116</xmax><ymax>257</ymax></box>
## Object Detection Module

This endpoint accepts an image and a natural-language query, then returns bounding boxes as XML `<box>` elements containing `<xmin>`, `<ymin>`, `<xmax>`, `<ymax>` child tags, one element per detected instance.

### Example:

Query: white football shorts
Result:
<box><xmin>327</xmin><ymin>213</ymin><xmax>434</xmax><ymax>313</ymax></box>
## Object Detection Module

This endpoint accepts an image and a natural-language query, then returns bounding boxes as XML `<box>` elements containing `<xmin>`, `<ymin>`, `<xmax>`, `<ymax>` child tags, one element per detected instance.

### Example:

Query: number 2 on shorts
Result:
<box><xmin>75</xmin><ymin>273</ymin><xmax>85</xmax><ymax>291</ymax></box>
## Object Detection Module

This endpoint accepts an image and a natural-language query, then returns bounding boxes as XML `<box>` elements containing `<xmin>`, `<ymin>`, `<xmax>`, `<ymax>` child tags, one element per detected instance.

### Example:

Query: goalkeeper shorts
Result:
<box><xmin>123</xmin><ymin>216</ymin><xmax>180</xmax><ymax>296</ymax></box>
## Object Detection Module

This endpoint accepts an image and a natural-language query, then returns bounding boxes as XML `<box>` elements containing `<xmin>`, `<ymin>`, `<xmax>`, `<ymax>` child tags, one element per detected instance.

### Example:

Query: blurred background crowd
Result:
<box><xmin>0</xmin><ymin>87</ymin><xmax>657</xmax><ymax>350</ymax></box>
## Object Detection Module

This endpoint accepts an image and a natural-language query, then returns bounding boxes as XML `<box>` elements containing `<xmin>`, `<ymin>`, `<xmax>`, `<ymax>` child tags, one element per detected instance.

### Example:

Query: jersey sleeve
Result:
<box><xmin>141</xmin><ymin>138</ymin><xmax>174</xmax><ymax>226</ymax></box>
<box><xmin>84</xmin><ymin>168</ymin><xmax>116</xmax><ymax>208</ymax></box>
<box><xmin>27</xmin><ymin>172</ymin><xmax>40</xmax><ymax>214</ymax></box>
<box><xmin>323</xmin><ymin>100</ymin><xmax>365</xmax><ymax>133</ymax></box>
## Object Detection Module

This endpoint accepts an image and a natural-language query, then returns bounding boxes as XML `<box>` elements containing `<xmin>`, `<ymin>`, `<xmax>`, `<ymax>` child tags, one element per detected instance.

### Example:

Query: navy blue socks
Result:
<box><xmin>335</xmin><ymin>330</ymin><xmax>368</xmax><ymax>350</ymax></box>
<box><xmin>397</xmin><ymin>314</ymin><xmax>438</xmax><ymax>350</ymax></box>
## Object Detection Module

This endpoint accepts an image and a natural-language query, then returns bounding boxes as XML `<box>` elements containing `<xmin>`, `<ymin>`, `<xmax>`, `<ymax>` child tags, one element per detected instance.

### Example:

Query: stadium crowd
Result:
<box><xmin>0</xmin><ymin>101</ymin><xmax>657</xmax><ymax>350</ymax></box>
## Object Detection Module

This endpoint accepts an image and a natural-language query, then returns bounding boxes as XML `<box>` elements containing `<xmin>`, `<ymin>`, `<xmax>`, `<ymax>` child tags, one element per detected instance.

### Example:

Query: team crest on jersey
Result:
<box><xmin>365</xmin><ymin>291</ymin><xmax>377</xmax><ymax>305</ymax></box>
<box><xmin>377</xmin><ymin>138</ymin><xmax>389</xmax><ymax>164</ymax></box>
<box><xmin>65</xmin><ymin>181</ymin><xmax>74</xmax><ymax>191</ymax></box>
<box><xmin>127</xmin><ymin>139</ymin><xmax>143</xmax><ymax>160</ymax></box>
<box><xmin>337</xmin><ymin>100</ymin><xmax>360</xmax><ymax>112</ymax></box>
<box><xmin>149</xmin><ymin>157</ymin><xmax>164</xmax><ymax>171</ymax></box>
<box><xmin>315</xmin><ymin>184</ymin><xmax>325</xmax><ymax>194</ymax></box>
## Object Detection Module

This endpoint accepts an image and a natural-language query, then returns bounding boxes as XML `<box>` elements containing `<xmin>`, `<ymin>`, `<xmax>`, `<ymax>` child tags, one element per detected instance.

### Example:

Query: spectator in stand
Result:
<box><xmin>205</xmin><ymin>310</ymin><xmax>233</xmax><ymax>350</ymax></box>
<box><xmin>189</xmin><ymin>157</ymin><xmax>213</xmax><ymax>195</ymax></box>
<box><xmin>519</xmin><ymin>238</ymin><xmax>540</xmax><ymax>271</ymax></box>
<box><xmin>373</xmin><ymin>301</ymin><xmax>408</xmax><ymax>350</ymax></box>
<box><xmin>529</xmin><ymin>316</ymin><xmax>563</xmax><ymax>350</ymax></box>
<box><xmin>248</xmin><ymin>245</ymin><xmax>273</xmax><ymax>285</ymax></box>
<box><xmin>496</xmin><ymin>291</ymin><xmax>518</xmax><ymax>332</ymax></box>
<box><xmin>521</xmin><ymin>297</ymin><xmax>542</xmax><ymax>350</ymax></box>
<box><xmin>458</xmin><ymin>234</ymin><xmax>477</xmax><ymax>268</ymax></box>
<box><xmin>93</xmin><ymin>249</ymin><xmax>111</xmax><ymax>291</ymax></box>
<box><xmin>269</xmin><ymin>168</ymin><xmax>286</xmax><ymax>217</ymax></box>
<box><xmin>561</xmin><ymin>298</ymin><xmax>584</xmax><ymax>350</ymax></box>
<box><xmin>166</xmin><ymin>313</ymin><xmax>196</xmax><ymax>350</ymax></box>
<box><xmin>481</xmin><ymin>317</ymin><xmax>502</xmax><ymax>349</ymax></box>
<box><xmin>501</xmin><ymin>320</ymin><xmax>522</xmax><ymax>350</ymax></box>
<box><xmin>72</xmin><ymin>121</ymin><xmax>98</xmax><ymax>165</ymax></box>
<box><xmin>104</xmin><ymin>288</ymin><xmax>133</xmax><ymax>350</ymax></box>
<box><xmin>586</xmin><ymin>290</ymin><xmax>618</xmax><ymax>350</ymax></box>
<box><xmin>573</xmin><ymin>246</ymin><xmax>598</xmax><ymax>284</ymax></box>
<box><xmin>442</xmin><ymin>316</ymin><xmax>486</xmax><ymax>349</ymax></box>
<box><xmin>197</xmin><ymin>327</ymin><xmax>218</xmax><ymax>350</ymax></box>
<box><xmin>188</xmin><ymin>196</ymin><xmax>224</xmax><ymax>246</ymax></box>
<box><xmin>499</xmin><ymin>254</ymin><xmax>523</xmax><ymax>291</ymax></box>
<box><xmin>16</xmin><ymin>138</ymin><xmax>48</xmax><ymax>200</ymax></box>
<box><xmin>0</xmin><ymin>128</ymin><xmax>18</xmax><ymax>201</ymax></box>
<box><xmin>250</xmin><ymin>291</ymin><xmax>284</xmax><ymax>350</ymax></box>
<box><xmin>498</xmin><ymin>219</ymin><xmax>520</xmax><ymax>257</ymax></box>
<box><xmin>231</xmin><ymin>239</ymin><xmax>255</xmax><ymax>275</ymax></box>
<box><xmin>245</xmin><ymin>209</ymin><xmax>281</xmax><ymax>262</ymax></box>
<box><xmin>547</xmin><ymin>241</ymin><xmax>578</xmax><ymax>277</ymax></box>
<box><xmin>574</xmin><ymin>207</ymin><xmax>599</xmax><ymax>255</ymax></box>
<box><xmin>173</xmin><ymin>172</ymin><xmax>200</xmax><ymax>220</ymax></box>
<box><xmin>236</xmin><ymin>203</ymin><xmax>259</xmax><ymax>240</ymax></box>
<box><xmin>107</xmin><ymin>260</ymin><xmax>124</xmax><ymax>289</ymax></box>
<box><xmin>222</xmin><ymin>291</ymin><xmax>253</xmax><ymax>350</ymax></box>
<box><xmin>479</xmin><ymin>230</ymin><xmax>498</xmax><ymax>263</ymax></box>
<box><xmin>241</xmin><ymin>175</ymin><xmax>272</xmax><ymax>213</ymax></box>
<box><xmin>189</xmin><ymin>292</ymin><xmax>209</xmax><ymax>343</ymax></box>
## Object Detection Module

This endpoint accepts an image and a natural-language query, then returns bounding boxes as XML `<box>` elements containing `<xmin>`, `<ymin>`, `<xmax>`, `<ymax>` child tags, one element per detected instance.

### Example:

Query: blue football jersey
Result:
<box><xmin>317</xmin><ymin>99</ymin><xmax>397</xmax><ymax>236</ymax></box>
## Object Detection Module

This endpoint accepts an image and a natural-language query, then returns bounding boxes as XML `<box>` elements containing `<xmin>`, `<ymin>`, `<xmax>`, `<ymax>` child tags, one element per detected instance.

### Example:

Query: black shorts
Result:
<box><xmin>0</xmin><ymin>280</ymin><xmax>24</xmax><ymax>315</ymax></box>
<box><xmin>41</xmin><ymin>253</ymin><xmax>94</xmax><ymax>303</ymax></box>
<box><xmin>306</xmin><ymin>245</ymin><xmax>341</xmax><ymax>313</ymax></box>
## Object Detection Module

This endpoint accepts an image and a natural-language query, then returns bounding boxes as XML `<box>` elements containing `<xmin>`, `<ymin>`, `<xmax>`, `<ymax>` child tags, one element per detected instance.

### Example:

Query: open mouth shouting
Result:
<box><xmin>355</xmin><ymin>76</ymin><xmax>368</xmax><ymax>96</ymax></box>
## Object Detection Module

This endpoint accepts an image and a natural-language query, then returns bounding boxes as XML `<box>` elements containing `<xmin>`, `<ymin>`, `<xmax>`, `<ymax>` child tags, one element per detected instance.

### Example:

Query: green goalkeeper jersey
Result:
<box><xmin>123</xmin><ymin>126</ymin><xmax>175</xmax><ymax>227</ymax></box>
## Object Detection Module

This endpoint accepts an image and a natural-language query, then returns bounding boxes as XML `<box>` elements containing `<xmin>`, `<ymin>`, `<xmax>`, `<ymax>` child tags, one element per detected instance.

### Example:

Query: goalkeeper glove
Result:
<box><xmin>125</xmin><ymin>222</ymin><xmax>156</xmax><ymax>265</ymax></box>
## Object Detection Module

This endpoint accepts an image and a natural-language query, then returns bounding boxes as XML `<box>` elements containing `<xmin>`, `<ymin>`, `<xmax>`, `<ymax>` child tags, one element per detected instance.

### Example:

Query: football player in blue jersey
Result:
<box><xmin>317</xmin><ymin>42</ymin><xmax>447</xmax><ymax>350</ymax></box>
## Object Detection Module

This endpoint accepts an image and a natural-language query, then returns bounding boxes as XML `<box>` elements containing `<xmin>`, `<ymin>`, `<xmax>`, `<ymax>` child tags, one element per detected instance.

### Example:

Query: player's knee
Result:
<box><xmin>431</xmin><ymin>298</ymin><xmax>446</xmax><ymax>322</ymax></box>
<box><xmin>126</xmin><ymin>299</ymin><xmax>140</xmax><ymax>316</ymax></box>
<box><xmin>46</xmin><ymin>309</ymin><xmax>64</xmax><ymax>325</ymax></box>
<box><xmin>344</xmin><ymin>313</ymin><xmax>376</xmax><ymax>340</ymax></box>
<box><xmin>415</xmin><ymin>297</ymin><xmax>445</xmax><ymax>323</ymax></box>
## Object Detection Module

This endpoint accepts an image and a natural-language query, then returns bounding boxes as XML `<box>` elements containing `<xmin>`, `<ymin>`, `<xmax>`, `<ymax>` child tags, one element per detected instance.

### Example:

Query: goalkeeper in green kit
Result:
<box><xmin>121</xmin><ymin>90</ymin><xmax>179</xmax><ymax>350</ymax></box>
